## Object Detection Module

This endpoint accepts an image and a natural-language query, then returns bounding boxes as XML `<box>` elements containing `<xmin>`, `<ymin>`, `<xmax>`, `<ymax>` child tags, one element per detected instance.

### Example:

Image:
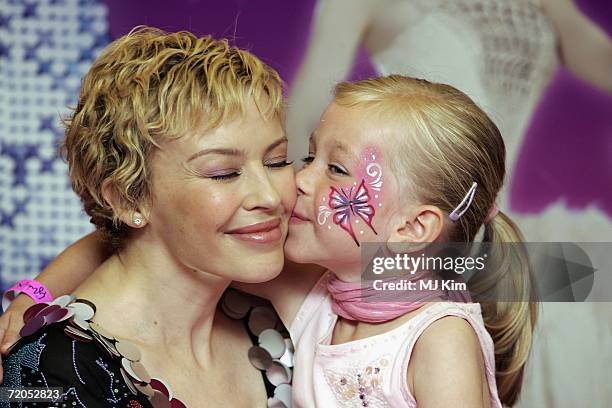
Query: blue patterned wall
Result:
<box><xmin>0</xmin><ymin>0</ymin><xmax>110</xmax><ymax>296</ymax></box>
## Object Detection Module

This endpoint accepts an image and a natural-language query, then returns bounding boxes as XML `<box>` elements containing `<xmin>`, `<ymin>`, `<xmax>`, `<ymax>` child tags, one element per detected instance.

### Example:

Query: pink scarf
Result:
<box><xmin>327</xmin><ymin>271</ymin><xmax>471</xmax><ymax>323</ymax></box>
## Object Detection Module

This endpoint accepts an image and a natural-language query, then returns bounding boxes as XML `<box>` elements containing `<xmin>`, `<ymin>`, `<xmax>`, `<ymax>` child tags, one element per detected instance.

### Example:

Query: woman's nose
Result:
<box><xmin>243</xmin><ymin>171</ymin><xmax>283</xmax><ymax>211</ymax></box>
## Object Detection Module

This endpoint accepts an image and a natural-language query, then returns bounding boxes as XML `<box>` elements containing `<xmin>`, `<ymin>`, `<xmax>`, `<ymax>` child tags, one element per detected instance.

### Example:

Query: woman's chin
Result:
<box><xmin>236</xmin><ymin>255</ymin><xmax>285</xmax><ymax>284</ymax></box>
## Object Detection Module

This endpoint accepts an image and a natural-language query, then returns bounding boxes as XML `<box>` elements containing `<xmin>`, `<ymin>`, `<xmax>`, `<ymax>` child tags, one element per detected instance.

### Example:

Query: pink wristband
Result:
<box><xmin>2</xmin><ymin>279</ymin><xmax>53</xmax><ymax>311</ymax></box>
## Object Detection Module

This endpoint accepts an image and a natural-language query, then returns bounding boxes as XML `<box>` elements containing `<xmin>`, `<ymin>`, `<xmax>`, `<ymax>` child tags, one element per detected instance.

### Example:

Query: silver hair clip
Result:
<box><xmin>449</xmin><ymin>182</ymin><xmax>478</xmax><ymax>221</ymax></box>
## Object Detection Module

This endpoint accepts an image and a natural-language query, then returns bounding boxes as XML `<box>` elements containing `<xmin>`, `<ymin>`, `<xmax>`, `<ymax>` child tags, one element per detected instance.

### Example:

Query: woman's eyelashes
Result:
<box><xmin>206</xmin><ymin>158</ymin><xmax>293</xmax><ymax>182</ymax></box>
<box><xmin>208</xmin><ymin>171</ymin><xmax>241</xmax><ymax>181</ymax></box>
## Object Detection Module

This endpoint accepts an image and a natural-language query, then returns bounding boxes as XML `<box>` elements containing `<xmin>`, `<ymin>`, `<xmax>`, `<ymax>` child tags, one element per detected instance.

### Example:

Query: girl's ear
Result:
<box><xmin>387</xmin><ymin>205</ymin><xmax>444</xmax><ymax>252</ymax></box>
<box><xmin>101</xmin><ymin>179</ymin><xmax>148</xmax><ymax>228</ymax></box>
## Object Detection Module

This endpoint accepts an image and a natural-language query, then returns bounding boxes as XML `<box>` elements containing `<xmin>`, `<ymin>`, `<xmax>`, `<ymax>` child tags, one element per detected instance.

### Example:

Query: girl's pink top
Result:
<box><xmin>290</xmin><ymin>272</ymin><xmax>503</xmax><ymax>407</ymax></box>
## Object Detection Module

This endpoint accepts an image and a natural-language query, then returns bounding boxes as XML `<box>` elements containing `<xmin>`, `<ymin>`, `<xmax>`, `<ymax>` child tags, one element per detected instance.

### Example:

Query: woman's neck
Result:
<box><xmin>74</xmin><ymin>237</ymin><xmax>231</xmax><ymax>366</ymax></box>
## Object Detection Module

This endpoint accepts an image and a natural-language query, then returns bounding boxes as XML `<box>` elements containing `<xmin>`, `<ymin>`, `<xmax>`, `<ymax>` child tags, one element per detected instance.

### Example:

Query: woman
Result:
<box><xmin>1</xmin><ymin>27</ymin><xmax>296</xmax><ymax>406</ymax></box>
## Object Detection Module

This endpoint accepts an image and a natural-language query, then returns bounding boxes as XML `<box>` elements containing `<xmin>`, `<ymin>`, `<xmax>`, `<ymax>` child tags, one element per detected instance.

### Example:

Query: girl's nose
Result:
<box><xmin>295</xmin><ymin>165</ymin><xmax>314</xmax><ymax>196</ymax></box>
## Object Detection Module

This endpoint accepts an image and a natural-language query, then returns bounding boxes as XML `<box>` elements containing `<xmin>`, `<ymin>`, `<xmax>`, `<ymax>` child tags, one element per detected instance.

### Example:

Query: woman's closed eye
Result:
<box><xmin>208</xmin><ymin>171</ymin><xmax>241</xmax><ymax>181</ymax></box>
<box><xmin>205</xmin><ymin>159</ymin><xmax>292</xmax><ymax>182</ymax></box>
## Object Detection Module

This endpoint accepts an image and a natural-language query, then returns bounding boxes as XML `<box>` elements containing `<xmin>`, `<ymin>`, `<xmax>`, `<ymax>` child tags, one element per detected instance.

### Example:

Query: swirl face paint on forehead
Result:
<box><xmin>356</xmin><ymin>146</ymin><xmax>384</xmax><ymax>197</ymax></box>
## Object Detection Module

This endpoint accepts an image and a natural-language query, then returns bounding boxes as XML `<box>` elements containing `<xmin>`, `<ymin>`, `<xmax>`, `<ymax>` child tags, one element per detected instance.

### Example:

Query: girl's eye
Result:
<box><xmin>301</xmin><ymin>155</ymin><xmax>314</xmax><ymax>167</ymax></box>
<box><xmin>266</xmin><ymin>160</ymin><xmax>294</xmax><ymax>168</ymax></box>
<box><xmin>328</xmin><ymin>164</ymin><xmax>348</xmax><ymax>175</ymax></box>
<box><xmin>209</xmin><ymin>172</ymin><xmax>241</xmax><ymax>181</ymax></box>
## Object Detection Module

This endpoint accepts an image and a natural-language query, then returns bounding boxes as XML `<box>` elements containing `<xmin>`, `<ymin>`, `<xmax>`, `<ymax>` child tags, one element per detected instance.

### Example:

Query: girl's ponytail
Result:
<box><xmin>481</xmin><ymin>212</ymin><xmax>537</xmax><ymax>406</ymax></box>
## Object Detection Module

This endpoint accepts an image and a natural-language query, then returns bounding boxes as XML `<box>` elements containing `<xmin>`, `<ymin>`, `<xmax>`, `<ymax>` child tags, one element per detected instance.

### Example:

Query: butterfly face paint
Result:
<box><xmin>323</xmin><ymin>147</ymin><xmax>385</xmax><ymax>246</ymax></box>
<box><xmin>328</xmin><ymin>179</ymin><xmax>378</xmax><ymax>246</ymax></box>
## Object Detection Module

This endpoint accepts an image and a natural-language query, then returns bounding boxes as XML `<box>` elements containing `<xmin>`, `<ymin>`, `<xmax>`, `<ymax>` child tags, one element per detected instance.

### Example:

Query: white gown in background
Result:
<box><xmin>368</xmin><ymin>1</ymin><xmax>611</xmax><ymax>406</ymax></box>
<box><xmin>372</xmin><ymin>0</ymin><xmax>611</xmax><ymax>242</ymax></box>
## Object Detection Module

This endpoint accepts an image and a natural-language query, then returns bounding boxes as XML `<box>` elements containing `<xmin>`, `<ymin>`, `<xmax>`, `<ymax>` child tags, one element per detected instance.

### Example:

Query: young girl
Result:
<box><xmin>281</xmin><ymin>75</ymin><xmax>535</xmax><ymax>407</ymax></box>
<box><xmin>1</xmin><ymin>75</ymin><xmax>535</xmax><ymax>407</ymax></box>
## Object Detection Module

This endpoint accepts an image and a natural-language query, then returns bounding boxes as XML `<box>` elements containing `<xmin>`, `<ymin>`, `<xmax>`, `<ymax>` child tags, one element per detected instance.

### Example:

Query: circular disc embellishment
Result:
<box><xmin>222</xmin><ymin>290</ymin><xmax>252</xmax><ymax>319</ymax></box>
<box><xmin>115</xmin><ymin>338</ymin><xmax>142</xmax><ymax>362</ymax></box>
<box><xmin>248</xmin><ymin>346</ymin><xmax>274</xmax><ymax>370</ymax></box>
<box><xmin>258</xmin><ymin>329</ymin><xmax>286</xmax><ymax>359</ymax></box>
<box><xmin>68</xmin><ymin>301</ymin><xmax>95</xmax><ymax>321</ymax></box>
<box><xmin>51</xmin><ymin>294</ymin><xmax>76</xmax><ymax>308</ymax></box>
<box><xmin>265</xmin><ymin>361</ymin><xmax>292</xmax><ymax>386</ymax></box>
<box><xmin>20</xmin><ymin>315</ymin><xmax>45</xmax><ymax>337</ymax></box>
<box><xmin>248</xmin><ymin>306</ymin><xmax>278</xmax><ymax>336</ymax></box>
<box><xmin>22</xmin><ymin>303</ymin><xmax>49</xmax><ymax>323</ymax></box>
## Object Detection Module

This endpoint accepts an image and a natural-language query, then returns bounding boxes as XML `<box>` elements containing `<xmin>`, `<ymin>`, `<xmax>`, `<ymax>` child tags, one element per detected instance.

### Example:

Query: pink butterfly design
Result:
<box><xmin>328</xmin><ymin>179</ymin><xmax>378</xmax><ymax>246</ymax></box>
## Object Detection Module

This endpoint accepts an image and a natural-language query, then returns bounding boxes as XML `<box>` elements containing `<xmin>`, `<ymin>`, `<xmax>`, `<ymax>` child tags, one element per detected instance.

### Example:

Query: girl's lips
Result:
<box><xmin>290</xmin><ymin>211</ymin><xmax>309</xmax><ymax>222</ymax></box>
<box><xmin>289</xmin><ymin>215</ymin><xmax>309</xmax><ymax>225</ymax></box>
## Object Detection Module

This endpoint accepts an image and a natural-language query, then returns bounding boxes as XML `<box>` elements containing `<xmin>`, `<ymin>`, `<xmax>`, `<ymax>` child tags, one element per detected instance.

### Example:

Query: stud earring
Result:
<box><xmin>133</xmin><ymin>218</ymin><xmax>142</xmax><ymax>226</ymax></box>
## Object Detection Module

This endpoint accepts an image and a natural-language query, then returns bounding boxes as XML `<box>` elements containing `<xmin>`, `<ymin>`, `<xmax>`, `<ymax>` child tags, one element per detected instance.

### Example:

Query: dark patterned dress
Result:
<box><xmin>1</xmin><ymin>290</ymin><xmax>293</xmax><ymax>408</ymax></box>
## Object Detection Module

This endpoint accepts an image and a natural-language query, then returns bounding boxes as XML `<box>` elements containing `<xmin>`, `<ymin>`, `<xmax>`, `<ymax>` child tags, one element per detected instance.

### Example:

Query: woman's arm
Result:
<box><xmin>22</xmin><ymin>232</ymin><xmax>109</xmax><ymax>302</ymax></box>
<box><xmin>232</xmin><ymin>260</ymin><xmax>326</xmax><ymax>328</ymax></box>
<box><xmin>0</xmin><ymin>231</ymin><xmax>109</xmax><ymax>380</ymax></box>
<box><xmin>543</xmin><ymin>0</ymin><xmax>612</xmax><ymax>93</ymax></box>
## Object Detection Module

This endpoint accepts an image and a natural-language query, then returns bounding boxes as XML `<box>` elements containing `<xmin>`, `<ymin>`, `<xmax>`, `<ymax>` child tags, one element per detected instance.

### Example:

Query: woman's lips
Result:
<box><xmin>226</xmin><ymin>218</ymin><xmax>283</xmax><ymax>243</ymax></box>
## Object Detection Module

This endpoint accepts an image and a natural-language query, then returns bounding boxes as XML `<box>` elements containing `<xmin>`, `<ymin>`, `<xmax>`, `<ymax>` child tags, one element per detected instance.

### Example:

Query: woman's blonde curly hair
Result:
<box><xmin>62</xmin><ymin>27</ymin><xmax>284</xmax><ymax>248</ymax></box>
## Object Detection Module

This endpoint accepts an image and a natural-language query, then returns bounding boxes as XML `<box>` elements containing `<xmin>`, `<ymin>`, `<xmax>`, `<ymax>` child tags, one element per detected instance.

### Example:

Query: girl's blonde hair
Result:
<box><xmin>334</xmin><ymin>75</ymin><xmax>536</xmax><ymax>406</ymax></box>
<box><xmin>62</xmin><ymin>27</ymin><xmax>284</xmax><ymax>247</ymax></box>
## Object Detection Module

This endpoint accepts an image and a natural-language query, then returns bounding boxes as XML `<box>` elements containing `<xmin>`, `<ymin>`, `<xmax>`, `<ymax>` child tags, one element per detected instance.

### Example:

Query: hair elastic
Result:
<box><xmin>449</xmin><ymin>182</ymin><xmax>478</xmax><ymax>221</ymax></box>
<box><xmin>485</xmin><ymin>202</ymin><xmax>499</xmax><ymax>223</ymax></box>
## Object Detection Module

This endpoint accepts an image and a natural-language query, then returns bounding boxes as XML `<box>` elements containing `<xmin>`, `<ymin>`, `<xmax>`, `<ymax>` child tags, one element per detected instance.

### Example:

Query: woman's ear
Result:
<box><xmin>387</xmin><ymin>205</ymin><xmax>444</xmax><ymax>252</ymax></box>
<box><xmin>101</xmin><ymin>179</ymin><xmax>147</xmax><ymax>228</ymax></box>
